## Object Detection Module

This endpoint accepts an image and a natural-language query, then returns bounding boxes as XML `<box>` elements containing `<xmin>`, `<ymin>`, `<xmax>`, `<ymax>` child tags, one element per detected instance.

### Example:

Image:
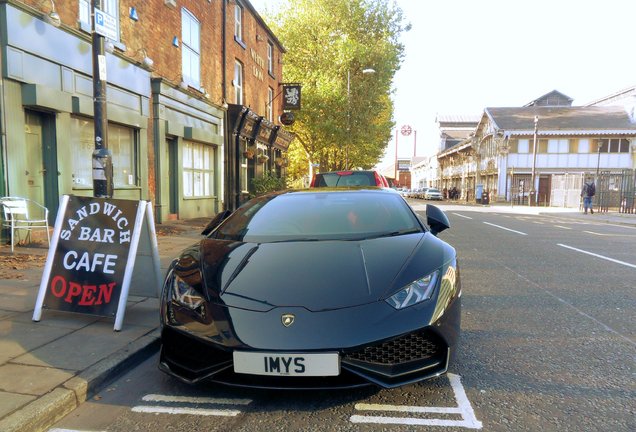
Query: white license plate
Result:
<box><xmin>233</xmin><ymin>352</ymin><xmax>340</xmax><ymax>376</ymax></box>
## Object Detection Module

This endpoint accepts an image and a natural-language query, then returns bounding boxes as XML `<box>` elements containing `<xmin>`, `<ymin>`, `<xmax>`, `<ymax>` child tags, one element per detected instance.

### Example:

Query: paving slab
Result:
<box><xmin>0</xmin><ymin>319</ymin><xmax>72</xmax><ymax>364</ymax></box>
<box><xmin>13</xmin><ymin>322</ymin><xmax>155</xmax><ymax>371</ymax></box>
<box><xmin>0</xmin><ymin>391</ymin><xmax>36</xmax><ymax>418</ymax></box>
<box><xmin>0</xmin><ymin>364</ymin><xmax>73</xmax><ymax>395</ymax></box>
<box><xmin>13</xmin><ymin>309</ymin><xmax>101</xmax><ymax>329</ymax></box>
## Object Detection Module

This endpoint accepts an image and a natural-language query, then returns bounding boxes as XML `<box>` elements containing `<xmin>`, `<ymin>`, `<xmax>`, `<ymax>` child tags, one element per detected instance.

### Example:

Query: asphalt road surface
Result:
<box><xmin>50</xmin><ymin>205</ymin><xmax>635</xmax><ymax>432</ymax></box>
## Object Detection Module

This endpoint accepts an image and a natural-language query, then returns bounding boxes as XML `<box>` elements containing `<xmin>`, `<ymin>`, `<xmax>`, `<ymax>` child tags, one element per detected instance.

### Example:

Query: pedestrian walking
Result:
<box><xmin>581</xmin><ymin>176</ymin><xmax>596</xmax><ymax>214</ymax></box>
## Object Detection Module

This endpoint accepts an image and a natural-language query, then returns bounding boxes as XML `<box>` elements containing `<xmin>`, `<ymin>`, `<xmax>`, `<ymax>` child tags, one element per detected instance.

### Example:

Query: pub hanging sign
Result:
<box><xmin>282</xmin><ymin>84</ymin><xmax>301</xmax><ymax>110</ymax></box>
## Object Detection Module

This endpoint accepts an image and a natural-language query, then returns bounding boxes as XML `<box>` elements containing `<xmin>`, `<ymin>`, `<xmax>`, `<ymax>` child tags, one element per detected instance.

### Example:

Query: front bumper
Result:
<box><xmin>159</xmin><ymin>296</ymin><xmax>460</xmax><ymax>389</ymax></box>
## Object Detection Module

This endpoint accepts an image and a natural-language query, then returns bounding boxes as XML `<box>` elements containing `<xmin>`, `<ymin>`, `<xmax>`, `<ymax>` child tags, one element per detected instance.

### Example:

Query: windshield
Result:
<box><xmin>314</xmin><ymin>171</ymin><xmax>376</xmax><ymax>187</ymax></box>
<box><xmin>214</xmin><ymin>191</ymin><xmax>423</xmax><ymax>242</ymax></box>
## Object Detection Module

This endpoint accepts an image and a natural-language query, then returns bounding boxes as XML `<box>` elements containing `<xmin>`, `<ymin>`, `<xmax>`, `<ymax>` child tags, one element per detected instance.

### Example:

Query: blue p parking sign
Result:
<box><xmin>94</xmin><ymin>8</ymin><xmax>117</xmax><ymax>40</ymax></box>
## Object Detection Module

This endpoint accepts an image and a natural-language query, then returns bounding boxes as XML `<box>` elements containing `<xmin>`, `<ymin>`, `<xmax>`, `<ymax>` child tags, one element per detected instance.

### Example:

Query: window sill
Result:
<box><xmin>72</xmin><ymin>185</ymin><xmax>140</xmax><ymax>191</ymax></box>
<box><xmin>234</xmin><ymin>36</ymin><xmax>246</xmax><ymax>50</ymax></box>
<box><xmin>183</xmin><ymin>196</ymin><xmax>217</xmax><ymax>200</ymax></box>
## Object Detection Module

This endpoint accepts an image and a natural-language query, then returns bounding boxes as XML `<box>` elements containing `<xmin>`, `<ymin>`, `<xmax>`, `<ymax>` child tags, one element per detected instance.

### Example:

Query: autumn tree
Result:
<box><xmin>267</xmin><ymin>0</ymin><xmax>407</xmax><ymax>181</ymax></box>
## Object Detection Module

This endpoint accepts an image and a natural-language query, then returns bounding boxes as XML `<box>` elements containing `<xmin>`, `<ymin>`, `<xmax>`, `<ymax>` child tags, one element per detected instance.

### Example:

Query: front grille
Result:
<box><xmin>341</xmin><ymin>329</ymin><xmax>449</xmax><ymax>388</ymax></box>
<box><xmin>160</xmin><ymin>327</ymin><xmax>232</xmax><ymax>382</ymax></box>
<box><xmin>344</xmin><ymin>329</ymin><xmax>444</xmax><ymax>365</ymax></box>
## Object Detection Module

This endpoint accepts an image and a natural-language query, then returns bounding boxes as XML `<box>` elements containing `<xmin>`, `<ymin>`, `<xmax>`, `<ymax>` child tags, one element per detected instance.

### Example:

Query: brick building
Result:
<box><xmin>0</xmin><ymin>0</ymin><xmax>293</xmax><ymax>223</ymax></box>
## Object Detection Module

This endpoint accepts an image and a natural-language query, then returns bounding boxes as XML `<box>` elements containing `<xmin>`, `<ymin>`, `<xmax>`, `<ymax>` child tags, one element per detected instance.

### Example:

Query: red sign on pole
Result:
<box><xmin>401</xmin><ymin>125</ymin><xmax>412</xmax><ymax>136</ymax></box>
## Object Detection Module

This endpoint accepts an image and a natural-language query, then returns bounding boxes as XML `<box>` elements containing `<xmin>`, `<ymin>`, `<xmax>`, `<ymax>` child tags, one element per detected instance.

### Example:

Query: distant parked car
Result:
<box><xmin>310</xmin><ymin>170</ymin><xmax>389</xmax><ymax>188</ymax></box>
<box><xmin>424</xmin><ymin>188</ymin><xmax>443</xmax><ymax>200</ymax></box>
<box><xmin>417</xmin><ymin>188</ymin><xmax>429</xmax><ymax>199</ymax></box>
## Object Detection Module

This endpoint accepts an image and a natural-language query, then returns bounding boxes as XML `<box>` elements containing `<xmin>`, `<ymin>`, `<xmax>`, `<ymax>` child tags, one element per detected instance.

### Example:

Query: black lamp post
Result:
<box><xmin>91</xmin><ymin>0</ymin><xmax>113</xmax><ymax>198</ymax></box>
<box><xmin>596</xmin><ymin>137</ymin><xmax>602</xmax><ymax>179</ymax></box>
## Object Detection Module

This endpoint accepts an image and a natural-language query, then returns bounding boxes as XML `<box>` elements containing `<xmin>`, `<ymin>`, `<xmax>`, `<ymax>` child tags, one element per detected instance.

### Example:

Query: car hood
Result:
<box><xmin>192</xmin><ymin>233</ymin><xmax>449</xmax><ymax>312</ymax></box>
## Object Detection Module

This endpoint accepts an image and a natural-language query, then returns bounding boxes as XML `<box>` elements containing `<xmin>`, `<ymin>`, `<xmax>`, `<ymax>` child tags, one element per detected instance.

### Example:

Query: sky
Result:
<box><xmin>250</xmin><ymin>0</ymin><xmax>636</xmax><ymax>168</ymax></box>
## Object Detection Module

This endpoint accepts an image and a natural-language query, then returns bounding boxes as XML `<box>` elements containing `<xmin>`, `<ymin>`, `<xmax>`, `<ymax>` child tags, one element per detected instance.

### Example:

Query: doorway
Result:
<box><xmin>538</xmin><ymin>176</ymin><xmax>551</xmax><ymax>207</ymax></box>
<box><xmin>167</xmin><ymin>137</ymin><xmax>178</xmax><ymax>217</ymax></box>
<box><xmin>25</xmin><ymin>110</ymin><xmax>59</xmax><ymax>222</ymax></box>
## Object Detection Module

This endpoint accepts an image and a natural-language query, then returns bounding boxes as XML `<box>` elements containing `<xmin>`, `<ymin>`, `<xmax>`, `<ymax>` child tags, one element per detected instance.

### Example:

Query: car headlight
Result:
<box><xmin>171</xmin><ymin>273</ymin><xmax>205</xmax><ymax>310</ymax></box>
<box><xmin>386</xmin><ymin>270</ymin><xmax>439</xmax><ymax>309</ymax></box>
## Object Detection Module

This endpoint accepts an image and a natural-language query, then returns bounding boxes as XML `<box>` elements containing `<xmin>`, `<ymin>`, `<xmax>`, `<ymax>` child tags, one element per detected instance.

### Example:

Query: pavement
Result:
<box><xmin>0</xmin><ymin>217</ymin><xmax>209</xmax><ymax>432</ymax></box>
<box><xmin>0</xmin><ymin>206</ymin><xmax>634</xmax><ymax>432</ymax></box>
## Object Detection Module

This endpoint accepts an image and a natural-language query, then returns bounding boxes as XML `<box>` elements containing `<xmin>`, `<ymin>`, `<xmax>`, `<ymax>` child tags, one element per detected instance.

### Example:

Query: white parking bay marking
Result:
<box><xmin>142</xmin><ymin>394</ymin><xmax>252</xmax><ymax>405</ymax></box>
<box><xmin>558</xmin><ymin>243</ymin><xmax>636</xmax><ymax>269</ymax></box>
<box><xmin>132</xmin><ymin>406</ymin><xmax>242</xmax><ymax>416</ymax></box>
<box><xmin>48</xmin><ymin>429</ymin><xmax>105</xmax><ymax>432</ymax></box>
<box><xmin>483</xmin><ymin>222</ymin><xmax>527</xmax><ymax>235</ymax></box>
<box><xmin>132</xmin><ymin>394</ymin><xmax>252</xmax><ymax>417</ymax></box>
<box><xmin>355</xmin><ymin>405</ymin><xmax>462</xmax><ymax>414</ymax></box>
<box><xmin>452</xmin><ymin>213</ymin><xmax>473</xmax><ymax>219</ymax></box>
<box><xmin>350</xmin><ymin>374</ymin><xmax>482</xmax><ymax>429</ymax></box>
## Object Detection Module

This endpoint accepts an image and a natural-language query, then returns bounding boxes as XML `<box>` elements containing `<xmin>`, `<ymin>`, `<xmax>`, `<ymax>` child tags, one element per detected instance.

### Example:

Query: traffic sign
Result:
<box><xmin>400</xmin><ymin>125</ymin><xmax>412</xmax><ymax>136</ymax></box>
<box><xmin>94</xmin><ymin>8</ymin><xmax>118</xmax><ymax>41</ymax></box>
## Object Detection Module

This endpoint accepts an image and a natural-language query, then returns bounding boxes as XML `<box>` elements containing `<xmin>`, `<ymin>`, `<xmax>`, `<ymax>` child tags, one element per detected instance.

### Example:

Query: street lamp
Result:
<box><xmin>596</xmin><ymin>137</ymin><xmax>603</xmax><ymax>179</ymax></box>
<box><xmin>44</xmin><ymin>0</ymin><xmax>61</xmax><ymax>27</ymax></box>
<box><xmin>530</xmin><ymin>115</ymin><xmax>539</xmax><ymax>206</ymax></box>
<box><xmin>346</xmin><ymin>67</ymin><xmax>376</xmax><ymax>169</ymax></box>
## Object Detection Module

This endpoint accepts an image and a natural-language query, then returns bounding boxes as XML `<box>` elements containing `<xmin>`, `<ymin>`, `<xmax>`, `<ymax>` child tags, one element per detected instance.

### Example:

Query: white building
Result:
<box><xmin>436</xmin><ymin>89</ymin><xmax>636</xmax><ymax>210</ymax></box>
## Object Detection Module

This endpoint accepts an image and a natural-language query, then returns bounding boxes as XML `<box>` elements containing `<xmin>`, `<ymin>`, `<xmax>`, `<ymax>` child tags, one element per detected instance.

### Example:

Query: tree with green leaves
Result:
<box><xmin>267</xmin><ymin>0</ymin><xmax>408</xmax><ymax>180</ymax></box>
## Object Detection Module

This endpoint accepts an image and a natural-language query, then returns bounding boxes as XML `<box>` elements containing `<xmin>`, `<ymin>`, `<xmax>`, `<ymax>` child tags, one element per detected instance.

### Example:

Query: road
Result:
<box><xmin>50</xmin><ymin>205</ymin><xmax>635</xmax><ymax>432</ymax></box>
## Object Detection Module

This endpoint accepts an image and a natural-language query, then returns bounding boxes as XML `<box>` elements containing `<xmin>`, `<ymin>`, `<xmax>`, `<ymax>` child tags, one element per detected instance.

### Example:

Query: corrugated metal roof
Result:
<box><xmin>436</xmin><ymin>114</ymin><xmax>481</xmax><ymax>123</ymax></box>
<box><xmin>507</xmin><ymin>130</ymin><xmax>636</xmax><ymax>136</ymax></box>
<box><xmin>584</xmin><ymin>86</ymin><xmax>636</xmax><ymax>106</ymax></box>
<box><xmin>438</xmin><ymin>141</ymin><xmax>472</xmax><ymax>157</ymax></box>
<box><xmin>442</xmin><ymin>129</ymin><xmax>474</xmax><ymax>140</ymax></box>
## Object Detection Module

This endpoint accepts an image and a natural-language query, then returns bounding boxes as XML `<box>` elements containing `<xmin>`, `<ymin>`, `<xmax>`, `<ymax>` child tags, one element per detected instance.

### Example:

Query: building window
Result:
<box><xmin>183</xmin><ymin>141</ymin><xmax>214</xmax><ymax>198</ymax></box>
<box><xmin>578</xmin><ymin>139</ymin><xmax>590</xmax><ymax>153</ymax></box>
<box><xmin>517</xmin><ymin>139</ymin><xmax>529</xmax><ymax>154</ymax></box>
<box><xmin>109</xmin><ymin>124</ymin><xmax>137</xmax><ymax>186</ymax></box>
<box><xmin>71</xmin><ymin>117</ymin><xmax>137</xmax><ymax>188</ymax></box>
<box><xmin>182</xmin><ymin>8</ymin><xmax>201</xmax><ymax>88</ymax></box>
<box><xmin>234</xmin><ymin>3</ymin><xmax>243</xmax><ymax>42</ymax></box>
<box><xmin>79</xmin><ymin>0</ymin><xmax>120</xmax><ymax>39</ymax></box>
<box><xmin>267</xmin><ymin>41</ymin><xmax>274</xmax><ymax>75</ymax></box>
<box><xmin>598</xmin><ymin>138</ymin><xmax>630</xmax><ymax>153</ymax></box>
<box><xmin>241</xmin><ymin>140</ymin><xmax>249</xmax><ymax>193</ymax></box>
<box><xmin>267</xmin><ymin>87</ymin><xmax>274</xmax><ymax>121</ymax></box>
<box><xmin>234</xmin><ymin>61</ymin><xmax>243</xmax><ymax>104</ymax></box>
<box><xmin>547</xmin><ymin>139</ymin><xmax>568</xmax><ymax>153</ymax></box>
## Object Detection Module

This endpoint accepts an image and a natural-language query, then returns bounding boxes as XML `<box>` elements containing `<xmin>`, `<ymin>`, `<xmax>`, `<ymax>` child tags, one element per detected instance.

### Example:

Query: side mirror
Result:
<box><xmin>201</xmin><ymin>210</ymin><xmax>232</xmax><ymax>236</ymax></box>
<box><xmin>426</xmin><ymin>204</ymin><xmax>450</xmax><ymax>236</ymax></box>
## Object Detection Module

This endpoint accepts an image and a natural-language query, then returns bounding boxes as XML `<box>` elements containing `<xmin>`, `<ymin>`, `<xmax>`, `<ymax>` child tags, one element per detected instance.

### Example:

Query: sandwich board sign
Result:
<box><xmin>33</xmin><ymin>195</ymin><xmax>162</xmax><ymax>331</ymax></box>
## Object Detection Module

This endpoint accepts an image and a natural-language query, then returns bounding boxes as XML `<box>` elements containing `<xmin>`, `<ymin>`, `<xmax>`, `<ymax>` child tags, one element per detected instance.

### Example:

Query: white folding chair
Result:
<box><xmin>0</xmin><ymin>197</ymin><xmax>50</xmax><ymax>252</ymax></box>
